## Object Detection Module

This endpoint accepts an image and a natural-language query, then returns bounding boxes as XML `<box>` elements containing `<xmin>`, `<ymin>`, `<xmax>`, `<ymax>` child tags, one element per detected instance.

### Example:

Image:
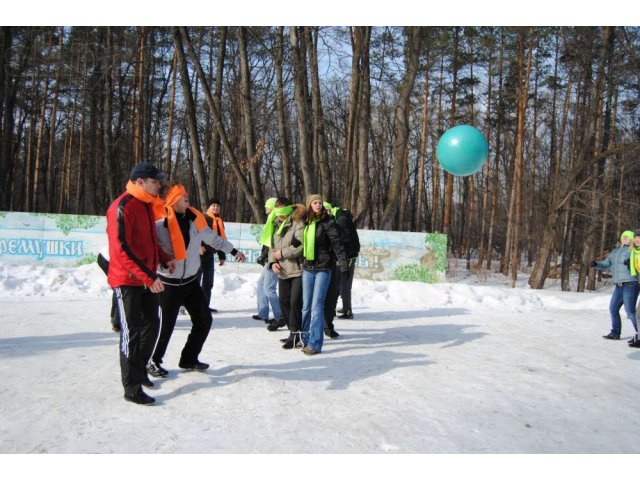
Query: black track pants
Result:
<box><xmin>115</xmin><ymin>286</ymin><xmax>160</xmax><ymax>396</ymax></box>
<box><xmin>153</xmin><ymin>280</ymin><xmax>213</xmax><ymax>366</ymax></box>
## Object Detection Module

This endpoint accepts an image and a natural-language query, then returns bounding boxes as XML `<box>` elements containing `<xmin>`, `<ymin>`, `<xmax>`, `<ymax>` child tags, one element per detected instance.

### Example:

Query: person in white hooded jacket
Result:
<box><xmin>147</xmin><ymin>183</ymin><xmax>246</xmax><ymax>378</ymax></box>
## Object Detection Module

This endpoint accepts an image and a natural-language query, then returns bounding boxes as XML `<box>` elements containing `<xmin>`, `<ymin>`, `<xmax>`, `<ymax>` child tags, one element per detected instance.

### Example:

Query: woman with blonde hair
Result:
<box><xmin>591</xmin><ymin>230</ymin><xmax>639</xmax><ymax>342</ymax></box>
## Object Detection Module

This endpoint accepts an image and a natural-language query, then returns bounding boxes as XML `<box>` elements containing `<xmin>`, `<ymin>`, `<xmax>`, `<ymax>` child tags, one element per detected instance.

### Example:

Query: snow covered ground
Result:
<box><xmin>1</xmin><ymin>261</ymin><xmax>637</xmax><ymax>472</ymax></box>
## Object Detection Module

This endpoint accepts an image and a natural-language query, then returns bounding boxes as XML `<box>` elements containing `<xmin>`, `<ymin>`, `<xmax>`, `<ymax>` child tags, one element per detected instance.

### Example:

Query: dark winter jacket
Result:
<box><xmin>303</xmin><ymin>212</ymin><xmax>348</xmax><ymax>272</ymax></box>
<box><xmin>334</xmin><ymin>208</ymin><xmax>360</xmax><ymax>259</ymax></box>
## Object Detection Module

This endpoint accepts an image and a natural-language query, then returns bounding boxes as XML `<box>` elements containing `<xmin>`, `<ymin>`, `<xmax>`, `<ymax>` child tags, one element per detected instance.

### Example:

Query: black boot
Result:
<box><xmin>267</xmin><ymin>318</ymin><xmax>287</xmax><ymax>331</ymax></box>
<box><xmin>282</xmin><ymin>333</ymin><xmax>299</xmax><ymax>350</ymax></box>
<box><xmin>629</xmin><ymin>334</ymin><xmax>640</xmax><ymax>348</ymax></box>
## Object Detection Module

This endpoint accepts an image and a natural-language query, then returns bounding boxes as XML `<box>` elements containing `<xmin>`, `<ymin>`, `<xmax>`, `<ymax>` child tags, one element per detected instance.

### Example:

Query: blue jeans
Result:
<box><xmin>257</xmin><ymin>264</ymin><xmax>282</xmax><ymax>320</ymax></box>
<box><xmin>609</xmin><ymin>282</ymin><xmax>639</xmax><ymax>335</ymax></box>
<box><xmin>301</xmin><ymin>269</ymin><xmax>331</xmax><ymax>352</ymax></box>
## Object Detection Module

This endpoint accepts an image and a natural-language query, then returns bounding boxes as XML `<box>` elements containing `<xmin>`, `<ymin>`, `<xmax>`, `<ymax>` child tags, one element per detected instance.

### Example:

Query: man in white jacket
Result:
<box><xmin>147</xmin><ymin>183</ymin><xmax>246</xmax><ymax>378</ymax></box>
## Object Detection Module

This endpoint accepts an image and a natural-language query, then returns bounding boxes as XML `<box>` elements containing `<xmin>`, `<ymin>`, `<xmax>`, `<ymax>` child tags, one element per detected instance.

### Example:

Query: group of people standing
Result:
<box><xmin>591</xmin><ymin>229</ymin><xmax>640</xmax><ymax>347</ymax></box>
<box><xmin>104</xmin><ymin>162</ymin><xmax>360</xmax><ymax>405</ymax></box>
<box><xmin>105</xmin><ymin>163</ymin><xmax>246</xmax><ymax>405</ymax></box>
<box><xmin>253</xmin><ymin>195</ymin><xmax>360</xmax><ymax>354</ymax></box>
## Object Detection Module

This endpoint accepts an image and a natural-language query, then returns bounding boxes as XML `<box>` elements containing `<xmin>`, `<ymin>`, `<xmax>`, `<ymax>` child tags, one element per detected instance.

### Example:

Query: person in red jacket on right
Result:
<box><xmin>106</xmin><ymin>162</ymin><xmax>175</xmax><ymax>406</ymax></box>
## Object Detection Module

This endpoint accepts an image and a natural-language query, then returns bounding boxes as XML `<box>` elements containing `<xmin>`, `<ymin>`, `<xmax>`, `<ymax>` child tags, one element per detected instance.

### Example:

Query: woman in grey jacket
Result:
<box><xmin>266</xmin><ymin>198</ymin><xmax>306</xmax><ymax>349</ymax></box>
<box><xmin>592</xmin><ymin>230</ymin><xmax>639</xmax><ymax>341</ymax></box>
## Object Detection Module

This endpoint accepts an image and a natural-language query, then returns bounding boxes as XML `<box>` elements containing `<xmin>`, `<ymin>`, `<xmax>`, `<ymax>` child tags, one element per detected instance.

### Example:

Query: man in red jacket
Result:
<box><xmin>106</xmin><ymin>162</ymin><xmax>175</xmax><ymax>405</ymax></box>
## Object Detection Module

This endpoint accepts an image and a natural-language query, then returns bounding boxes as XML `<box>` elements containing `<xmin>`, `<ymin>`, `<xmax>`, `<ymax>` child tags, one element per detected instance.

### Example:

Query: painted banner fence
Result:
<box><xmin>0</xmin><ymin>212</ymin><xmax>447</xmax><ymax>283</ymax></box>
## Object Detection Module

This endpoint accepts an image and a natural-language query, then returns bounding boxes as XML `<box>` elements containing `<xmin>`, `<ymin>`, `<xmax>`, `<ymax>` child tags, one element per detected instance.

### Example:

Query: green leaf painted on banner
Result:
<box><xmin>391</xmin><ymin>264</ymin><xmax>440</xmax><ymax>284</ymax></box>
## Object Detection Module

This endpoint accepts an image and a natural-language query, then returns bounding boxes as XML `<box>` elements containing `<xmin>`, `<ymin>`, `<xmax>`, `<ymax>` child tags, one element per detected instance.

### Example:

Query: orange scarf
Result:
<box><xmin>125</xmin><ymin>181</ymin><xmax>166</xmax><ymax>220</ymax></box>
<box><xmin>164</xmin><ymin>184</ymin><xmax>208</xmax><ymax>261</ymax></box>
<box><xmin>205</xmin><ymin>206</ymin><xmax>227</xmax><ymax>240</ymax></box>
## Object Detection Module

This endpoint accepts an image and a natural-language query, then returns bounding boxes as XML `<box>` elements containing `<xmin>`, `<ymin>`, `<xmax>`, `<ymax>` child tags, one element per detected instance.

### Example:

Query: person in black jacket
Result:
<box><xmin>199</xmin><ymin>198</ymin><xmax>227</xmax><ymax>313</ymax></box>
<box><xmin>300</xmin><ymin>195</ymin><xmax>348</xmax><ymax>356</ymax></box>
<box><xmin>322</xmin><ymin>202</ymin><xmax>361</xmax><ymax>339</ymax></box>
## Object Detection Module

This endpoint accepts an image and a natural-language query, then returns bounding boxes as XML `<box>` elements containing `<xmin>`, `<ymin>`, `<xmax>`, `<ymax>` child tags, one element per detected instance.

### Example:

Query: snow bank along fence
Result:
<box><xmin>0</xmin><ymin>212</ymin><xmax>448</xmax><ymax>283</ymax></box>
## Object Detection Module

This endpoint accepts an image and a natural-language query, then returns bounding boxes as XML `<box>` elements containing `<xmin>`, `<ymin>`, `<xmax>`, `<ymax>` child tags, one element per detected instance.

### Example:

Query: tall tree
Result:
<box><xmin>180</xmin><ymin>26</ymin><xmax>264</xmax><ymax>223</ymax></box>
<box><xmin>289</xmin><ymin>26</ymin><xmax>315</xmax><ymax>196</ymax></box>
<box><xmin>506</xmin><ymin>28</ymin><xmax>533</xmax><ymax>287</ymax></box>
<box><xmin>381</xmin><ymin>27</ymin><xmax>423</xmax><ymax>230</ymax></box>
<box><xmin>172</xmin><ymin>26</ymin><xmax>208</xmax><ymax>209</ymax></box>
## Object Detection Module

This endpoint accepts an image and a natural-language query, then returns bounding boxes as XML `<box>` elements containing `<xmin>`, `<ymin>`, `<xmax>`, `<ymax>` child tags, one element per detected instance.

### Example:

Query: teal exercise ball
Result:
<box><xmin>436</xmin><ymin>125</ymin><xmax>488</xmax><ymax>176</ymax></box>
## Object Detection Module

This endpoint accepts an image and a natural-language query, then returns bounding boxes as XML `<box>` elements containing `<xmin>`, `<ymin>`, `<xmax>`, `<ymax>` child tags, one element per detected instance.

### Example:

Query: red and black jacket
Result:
<box><xmin>106</xmin><ymin>191</ymin><xmax>172</xmax><ymax>288</ymax></box>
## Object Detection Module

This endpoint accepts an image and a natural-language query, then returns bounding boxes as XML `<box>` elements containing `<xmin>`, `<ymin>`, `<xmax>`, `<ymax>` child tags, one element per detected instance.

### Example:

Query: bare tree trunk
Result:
<box><xmin>305</xmin><ymin>27</ymin><xmax>331</xmax><ymax>200</ymax></box>
<box><xmin>345</xmin><ymin>26</ymin><xmax>371</xmax><ymax>223</ymax></box>
<box><xmin>586</xmin><ymin>30</ymin><xmax>616</xmax><ymax>291</ymax></box>
<box><xmin>442</xmin><ymin>27</ymin><xmax>459</xmax><ymax>240</ymax></box>
<box><xmin>102</xmin><ymin>27</ymin><xmax>117</xmax><ymax>202</ymax></box>
<box><xmin>289</xmin><ymin>26</ymin><xmax>314</xmax><ymax>196</ymax></box>
<box><xmin>527</xmin><ymin>42</ymin><xmax>540</xmax><ymax>268</ymax></box>
<box><xmin>237</xmin><ymin>27</ymin><xmax>264</xmax><ymax>213</ymax></box>
<box><xmin>33</xmin><ymin>30</ymin><xmax>54</xmax><ymax>211</ymax></box>
<box><xmin>507</xmin><ymin>28</ymin><xmax>533</xmax><ymax>288</ymax></box>
<box><xmin>477</xmin><ymin>47</ymin><xmax>493</xmax><ymax>268</ymax></box>
<box><xmin>275</xmin><ymin>27</ymin><xmax>292</xmax><ymax>197</ymax></box>
<box><xmin>60</xmin><ymin>90</ymin><xmax>77</xmax><ymax>213</ymax></box>
<box><xmin>381</xmin><ymin>27</ymin><xmax>423</xmax><ymax>230</ymax></box>
<box><xmin>165</xmin><ymin>52</ymin><xmax>177</xmax><ymax>175</ymax></box>
<box><xmin>355</xmin><ymin>30</ymin><xmax>371</xmax><ymax>222</ymax></box>
<box><xmin>560</xmin><ymin>204</ymin><xmax>576</xmax><ymax>291</ymax></box>
<box><xmin>133</xmin><ymin>27</ymin><xmax>145</xmax><ymax>164</ymax></box>
<box><xmin>486</xmin><ymin>31</ymin><xmax>505</xmax><ymax>271</ymax></box>
<box><xmin>432</xmin><ymin>56</ymin><xmax>444</xmax><ymax>233</ymax></box>
<box><xmin>209</xmin><ymin>27</ymin><xmax>227</xmax><ymax>200</ymax></box>
<box><xmin>344</xmin><ymin>28</ymin><xmax>360</xmax><ymax>209</ymax></box>
<box><xmin>180</xmin><ymin>26</ymin><xmax>264</xmax><ymax>222</ymax></box>
<box><xmin>580</xmin><ymin>77</ymin><xmax>606</xmax><ymax>292</ymax></box>
<box><xmin>0</xmin><ymin>27</ymin><xmax>16</xmax><ymax>209</ymax></box>
<box><xmin>416</xmin><ymin>79</ymin><xmax>429</xmax><ymax>232</ymax></box>
<box><xmin>172</xmin><ymin>27</ymin><xmax>209</xmax><ymax>209</ymax></box>
<box><xmin>45</xmin><ymin>27</ymin><xmax>63</xmax><ymax>212</ymax></box>
<box><xmin>399</xmin><ymin>104</ymin><xmax>411</xmax><ymax>229</ymax></box>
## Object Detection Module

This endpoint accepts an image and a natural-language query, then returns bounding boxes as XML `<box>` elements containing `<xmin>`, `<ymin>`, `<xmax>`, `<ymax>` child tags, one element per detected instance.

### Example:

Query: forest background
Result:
<box><xmin>1</xmin><ymin>23</ymin><xmax>639</xmax><ymax>292</ymax></box>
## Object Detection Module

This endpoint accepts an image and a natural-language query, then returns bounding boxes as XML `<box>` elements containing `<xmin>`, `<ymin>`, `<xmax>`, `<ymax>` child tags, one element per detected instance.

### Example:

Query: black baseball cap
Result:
<box><xmin>129</xmin><ymin>162</ymin><xmax>169</xmax><ymax>181</ymax></box>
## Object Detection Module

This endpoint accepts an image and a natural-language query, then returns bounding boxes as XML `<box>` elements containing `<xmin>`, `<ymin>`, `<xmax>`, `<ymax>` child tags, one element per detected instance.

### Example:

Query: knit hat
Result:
<box><xmin>323</xmin><ymin>201</ymin><xmax>332</xmax><ymax>211</ymax></box>
<box><xmin>621</xmin><ymin>230</ymin><xmax>635</xmax><ymax>241</ymax></box>
<box><xmin>635</xmin><ymin>230</ymin><xmax>640</xmax><ymax>237</ymax></box>
<box><xmin>306</xmin><ymin>194</ymin><xmax>322</xmax><ymax>210</ymax></box>
<box><xmin>265</xmin><ymin>197</ymin><xmax>277</xmax><ymax>210</ymax></box>
<box><xmin>208</xmin><ymin>198</ymin><xmax>221</xmax><ymax>206</ymax></box>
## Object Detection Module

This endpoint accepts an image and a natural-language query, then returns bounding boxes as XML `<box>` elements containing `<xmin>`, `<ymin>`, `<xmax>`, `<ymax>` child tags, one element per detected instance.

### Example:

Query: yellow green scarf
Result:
<box><xmin>631</xmin><ymin>246</ymin><xmax>640</xmax><ymax>276</ymax></box>
<box><xmin>303</xmin><ymin>219</ymin><xmax>318</xmax><ymax>261</ymax></box>
<box><xmin>260</xmin><ymin>206</ymin><xmax>294</xmax><ymax>247</ymax></box>
<box><xmin>259</xmin><ymin>209</ymin><xmax>278</xmax><ymax>247</ymax></box>
<box><xmin>275</xmin><ymin>206</ymin><xmax>294</xmax><ymax>237</ymax></box>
